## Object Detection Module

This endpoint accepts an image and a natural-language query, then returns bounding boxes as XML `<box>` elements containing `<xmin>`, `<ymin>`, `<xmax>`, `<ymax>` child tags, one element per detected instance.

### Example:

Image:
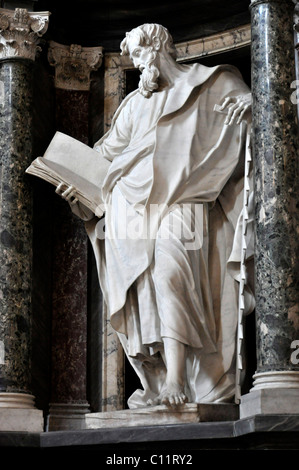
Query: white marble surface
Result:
<box><xmin>102</xmin><ymin>24</ymin><xmax>251</xmax><ymax>132</ymax></box>
<box><xmin>240</xmin><ymin>388</ymin><xmax>299</xmax><ymax>419</ymax></box>
<box><xmin>0</xmin><ymin>7</ymin><xmax>50</xmax><ymax>60</ymax></box>
<box><xmin>251</xmin><ymin>371</ymin><xmax>299</xmax><ymax>390</ymax></box>
<box><xmin>85</xmin><ymin>403</ymin><xmax>239</xmax><ymax>428</ymax></box>
<box><xmin>99</xmin><ymin>24</ymin><xmax>252</xmax><ymax>412</ymax></box>
<box><xmin>0</xmin><ymin>409</ymin><xmax>43</xmax><ymax>432</ymax></box>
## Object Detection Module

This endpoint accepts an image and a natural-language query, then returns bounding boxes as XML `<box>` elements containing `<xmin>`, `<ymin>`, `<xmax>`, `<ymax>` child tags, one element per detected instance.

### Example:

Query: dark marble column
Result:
<box><xmin>48</xmin><ymin>90</ymin><xmax>91</xmax><ymax>430</ymax></box>
<box><xmin>0</xmin><ymin>59</ymin><xmax>35</xmax><ymax>400</ymax></box>
<box><xmin>0</xmin><ymin>7</ymin><xmax>49</xmax><ymax>431</ymax></box>
<box><xmin>294</xmin><ymin>1</ymin><xmax>299</xmax><ymax>120</ymax></box>
<box><xmin>47</xmin><ymin>42</ymin><xmax>103</xmax><ymax>430</ymax></box>
<box><xmin>241</xmin><ymin>0</ymin><xmax>299</xmax><ymax>416</ymax></box>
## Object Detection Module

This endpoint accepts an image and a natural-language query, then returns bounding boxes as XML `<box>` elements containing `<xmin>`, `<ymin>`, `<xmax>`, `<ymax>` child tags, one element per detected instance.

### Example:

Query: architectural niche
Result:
<box><xmin>101</xmin><ymin>23</ymin><xmax>251</xmax><ymax>412</ymax></box>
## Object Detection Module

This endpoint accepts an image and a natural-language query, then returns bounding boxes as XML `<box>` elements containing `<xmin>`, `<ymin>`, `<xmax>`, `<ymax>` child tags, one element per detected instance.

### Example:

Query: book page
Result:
<box><xmin>42</xmin><ymin>131</ymin><xmax>110</xmax><ymax>187</ymax></box>
<box><xmin>26</xmin><ymin>132</ymin><xmax>111</xmax><ymax>216</ymax></box>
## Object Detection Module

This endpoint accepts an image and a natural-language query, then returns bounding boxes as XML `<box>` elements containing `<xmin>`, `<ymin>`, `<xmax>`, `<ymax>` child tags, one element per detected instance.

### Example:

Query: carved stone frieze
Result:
<box><xmin>0</xmin><ymin>8</ymin><xmax>50</xmax><ymax>60</ymax></box>
<box><xmin>48</xmin><ymin>41</ymin><xmax>103</xmax><ymax>91</ymax></box>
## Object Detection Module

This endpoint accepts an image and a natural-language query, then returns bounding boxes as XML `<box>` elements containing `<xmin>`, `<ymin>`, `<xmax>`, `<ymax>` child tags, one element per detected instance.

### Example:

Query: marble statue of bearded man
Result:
<box><xmin>64</xmin><ymin>23</ymin><xmax>254</xmax><ymax>408</ymax></box>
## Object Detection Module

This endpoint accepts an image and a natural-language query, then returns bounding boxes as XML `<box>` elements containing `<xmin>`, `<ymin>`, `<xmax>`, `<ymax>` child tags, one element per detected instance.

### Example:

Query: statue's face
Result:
<box><xmin>125</xmin><ymin>34</ymin><xmax>160</xmax><ymax>98</ymax></box>
<box><xmin>127</xmin><ymin>37</ymin><xmax>154</xmax><ymax>71</ymax></box>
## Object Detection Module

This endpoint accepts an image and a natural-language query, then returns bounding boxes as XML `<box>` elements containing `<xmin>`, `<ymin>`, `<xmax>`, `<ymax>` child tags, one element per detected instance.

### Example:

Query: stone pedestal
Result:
<box><xmin>0</xmin><ymin>7</ymin><xmax>49</xmax><ymax>432</ymax></box>
<box><xmin>0</xmin><ymin>392</ymin><xmax>43</xmax><ymax>431</ymax></box>
<box><xmin>85</xmin><ymin>403</ymin><xmax>239</xmax><ymax>429</ymax></box>
<box><xmin>241</xmin><ymin>0</ymin><xmax>299</xmax><ymax>417</ymax></box>
<box><xmin>240</xmin><ymin>387</ymin><xmax>299</xmax><ymax>418</ymax></box>
<box><xmin>48</xmin><ymin>403</ymin><xmax>90</xmax><ymax>431</ymax></box>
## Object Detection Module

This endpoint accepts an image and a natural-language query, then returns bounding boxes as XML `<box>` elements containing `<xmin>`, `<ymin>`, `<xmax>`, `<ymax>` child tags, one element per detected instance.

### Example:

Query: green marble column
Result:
<box><xmin>0</xmin><ymin>59</ymin><xmax>34</xmax><ymax>397</ymax></box>
<box><xmin>241</xmin><ymin>0</ymin><xmax>299</xmax><ymax>417</ymax></box>
<box><xmin>0</xmin><ymin>7</ymin><xmax>49</xmax><ymax>431</ymax></box>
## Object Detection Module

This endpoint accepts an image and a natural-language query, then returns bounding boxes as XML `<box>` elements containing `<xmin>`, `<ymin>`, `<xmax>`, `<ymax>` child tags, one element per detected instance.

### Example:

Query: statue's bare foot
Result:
<box><xmin>161</xmin><ymin>382</ymin><xmax>188</xmax><ymax>406</ymax></box>
<box><xmin>147</xmin><ymin>382</ymin><xmax>188</xmax><ymax>407</ymax></box>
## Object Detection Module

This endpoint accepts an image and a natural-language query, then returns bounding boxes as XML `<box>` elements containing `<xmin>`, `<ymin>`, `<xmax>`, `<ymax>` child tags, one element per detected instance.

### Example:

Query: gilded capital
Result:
<box><xmin>0</xmin><ymin>8</ymin><xmax>50</xmax><ymax>60</ymax></box>
<box><xmin>48</xmin><ymin>41</ymin><xmax>103</xmax><ymax>91</ymax></box>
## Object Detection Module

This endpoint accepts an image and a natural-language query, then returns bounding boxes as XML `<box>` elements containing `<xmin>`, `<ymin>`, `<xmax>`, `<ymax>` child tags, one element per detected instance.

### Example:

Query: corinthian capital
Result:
<box><xmin>0</xmin><ymin>8</ymin><xmax>50</xmax><ymax>60</ymax></box>
<box><xmin>48</xmin><ymin>41</ymin><xmax>103</xmax><ymax>91</ymax></box>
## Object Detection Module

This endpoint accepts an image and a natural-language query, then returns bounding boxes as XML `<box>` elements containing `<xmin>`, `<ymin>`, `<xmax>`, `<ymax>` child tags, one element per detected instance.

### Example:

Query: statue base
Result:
<box><xmin>85</xmin><ymin>403</ymin><xmax>239</xmax><ymax>429</ymax></box>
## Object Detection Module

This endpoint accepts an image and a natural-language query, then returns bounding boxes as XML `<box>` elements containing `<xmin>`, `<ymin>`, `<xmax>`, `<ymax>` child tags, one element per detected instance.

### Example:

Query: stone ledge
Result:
<box><xmin>1</xmin><ymin>414</ymin><xmax>299</xmax><ymax>450</ymax></box>
<box><xmin>235</xmin><ymin>413</ymin><xmax>299</xmax><ymax>437</ymax></box>
<box><xmin>85</xmin><ymin>403</ymin><xmax>239</xmax><ymax>429</ymax></box>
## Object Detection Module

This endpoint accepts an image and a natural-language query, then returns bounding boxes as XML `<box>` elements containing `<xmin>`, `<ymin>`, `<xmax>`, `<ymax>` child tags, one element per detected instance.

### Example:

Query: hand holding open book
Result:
<box><xmin>26</xmin><ymin>132</ymin><xmax>110</xmax><ymax>218</ymax></box>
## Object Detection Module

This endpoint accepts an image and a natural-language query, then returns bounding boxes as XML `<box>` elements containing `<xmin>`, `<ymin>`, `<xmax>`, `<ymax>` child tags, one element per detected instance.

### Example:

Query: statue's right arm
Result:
<box><xmin>56</xmin><ymin>99</ymin><xmax>132</xmax><ymax>220</ymax></box>
<box><xmin>93</xmin><ymin>97</ymin><xmax>132</xmax><ymax>161</ymax></box>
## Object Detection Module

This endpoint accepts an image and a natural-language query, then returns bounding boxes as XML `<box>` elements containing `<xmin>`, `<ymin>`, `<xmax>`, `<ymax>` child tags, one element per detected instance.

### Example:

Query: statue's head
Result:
<box><xmin>120</xmin><ymin>24</ymin><xmax>177</xmax><ymax>98</ymax></box>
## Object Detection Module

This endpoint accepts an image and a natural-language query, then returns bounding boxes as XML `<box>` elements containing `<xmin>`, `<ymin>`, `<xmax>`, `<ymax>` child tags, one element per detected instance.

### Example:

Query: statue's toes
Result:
<box><xmin>147</xmin><ymin>396</ymin><xmax>160</xmax><ymax>406</ymax></box>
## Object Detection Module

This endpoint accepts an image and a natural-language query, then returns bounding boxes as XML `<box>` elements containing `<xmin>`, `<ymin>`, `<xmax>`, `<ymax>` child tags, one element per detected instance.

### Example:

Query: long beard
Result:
<box><xmin>138</xmin><ymin>54</ymin><xmax>159</xmax><ymax>98</ymax></box>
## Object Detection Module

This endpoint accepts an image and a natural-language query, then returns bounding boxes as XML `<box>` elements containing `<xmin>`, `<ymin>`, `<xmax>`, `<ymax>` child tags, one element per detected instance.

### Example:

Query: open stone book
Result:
<box><xmin>26</xmin><ymin>131</ymin><xmax>110</xmax><ymax>218</ymax></box>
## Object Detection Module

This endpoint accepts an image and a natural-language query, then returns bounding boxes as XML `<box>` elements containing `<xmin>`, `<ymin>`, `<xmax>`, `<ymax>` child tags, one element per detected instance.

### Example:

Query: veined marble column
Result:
<box><xmin>0</xmin><ymin>7</ymin><xmax>49</xmax><ymax>431</ymax></box>
<box><xmin>241</xmin><ymin>0</ymin><xmax>299</xmax><ymax>418</ymax></box>
<box><xmin>47</xmin><ymin>42</ymin><xmax>103</xmax><ymax>430</ymax></box>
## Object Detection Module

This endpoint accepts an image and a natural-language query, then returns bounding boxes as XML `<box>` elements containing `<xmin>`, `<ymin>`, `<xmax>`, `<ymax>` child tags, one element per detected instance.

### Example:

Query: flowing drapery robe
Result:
<box><xmin>81</xmin><ymin>63</ymin><xmax>254</xmax><ymax>408</ymax></box>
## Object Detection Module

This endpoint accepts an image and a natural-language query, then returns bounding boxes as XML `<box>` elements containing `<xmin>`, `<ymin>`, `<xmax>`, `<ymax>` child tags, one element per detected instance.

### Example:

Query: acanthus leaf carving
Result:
<box><xmin>0</xmin><ymin>7</ymin><xmax>50</xmax><ymax>60</ymax></box>
<box><xmin>48</xmin><ymin>41</ymin><xmax>103</xmax><ymax>91</ymax></box>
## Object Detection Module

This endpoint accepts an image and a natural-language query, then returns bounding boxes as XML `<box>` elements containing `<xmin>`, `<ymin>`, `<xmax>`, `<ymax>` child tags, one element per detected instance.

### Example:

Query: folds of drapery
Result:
<box><xmin>79</xmin><ymin>64</ymin><xmax>255</xmax><ymax>407</ymax></box>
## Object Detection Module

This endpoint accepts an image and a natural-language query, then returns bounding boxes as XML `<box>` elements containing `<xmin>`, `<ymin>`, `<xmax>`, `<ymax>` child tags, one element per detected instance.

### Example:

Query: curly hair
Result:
<box><xmin>120</xmin><ymin>23</ymin><xmax>177</xmax><ymax>59</ymax></box>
